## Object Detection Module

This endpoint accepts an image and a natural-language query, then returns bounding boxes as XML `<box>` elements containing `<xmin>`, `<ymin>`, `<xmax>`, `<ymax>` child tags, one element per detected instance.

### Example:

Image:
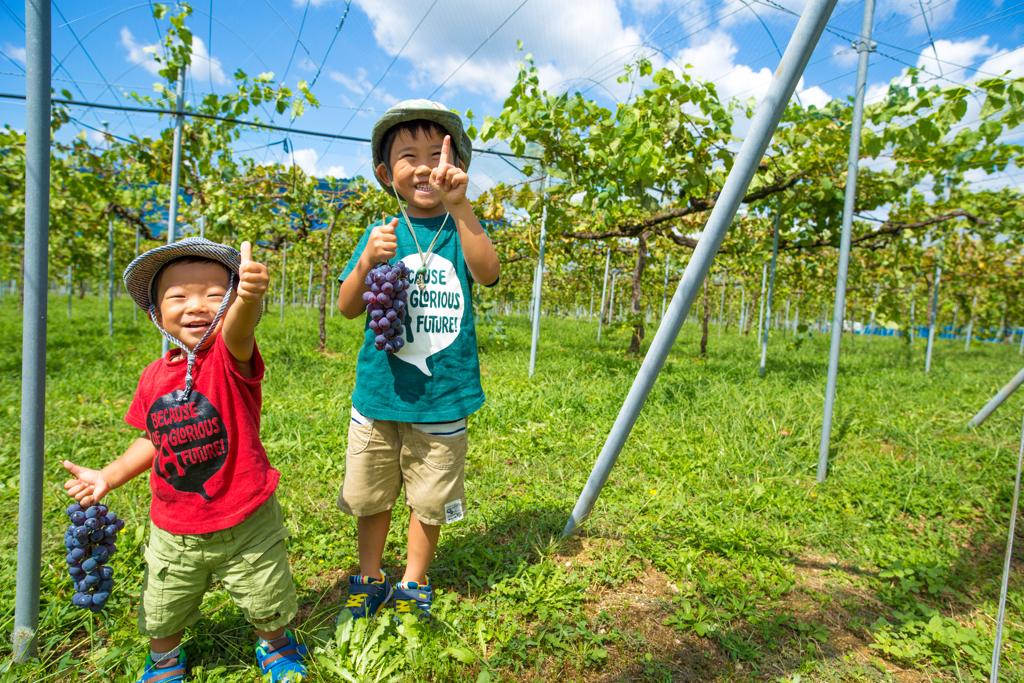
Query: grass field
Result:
<box><xmin>1</xmin><ymin>293</ymin><xmax>1023</xmax><ymax>682</ymax></box>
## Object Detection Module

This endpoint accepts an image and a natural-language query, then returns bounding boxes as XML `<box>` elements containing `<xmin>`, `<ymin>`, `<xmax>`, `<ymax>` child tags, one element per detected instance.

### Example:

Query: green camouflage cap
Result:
<box><xmin>370</xmin><ymin>99</ymin><xmax>472</xmax><ymax>197</ymax></box>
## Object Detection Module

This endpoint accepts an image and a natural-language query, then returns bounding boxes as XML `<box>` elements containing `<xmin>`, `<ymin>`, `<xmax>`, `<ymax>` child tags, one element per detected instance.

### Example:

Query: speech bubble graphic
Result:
<box><xmin>395</xmin><ymin>252</ymin><xmax>463</xmax><ymax>376</ymax></box>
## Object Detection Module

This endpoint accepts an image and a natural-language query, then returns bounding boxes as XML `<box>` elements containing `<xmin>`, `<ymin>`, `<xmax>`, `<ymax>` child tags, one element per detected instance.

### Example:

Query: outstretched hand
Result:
<box><xmin>63</xmin><ymin>460</ymin><xmax>111</xmax><ymax>507</ymax></box>
<box><xmin>429</xmin><ymin>135</ymin><xmax>468</xmax><ymax>207</ymax></box>
<box><xmin>237</xmin><ymin>241</ymin><xmax>269</xmax><ymax>304</ymax></box>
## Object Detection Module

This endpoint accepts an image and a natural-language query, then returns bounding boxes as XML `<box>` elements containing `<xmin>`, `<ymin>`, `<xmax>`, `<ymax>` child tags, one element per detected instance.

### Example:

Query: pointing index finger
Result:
<box><xmin>439</xmin><ymin>135</ymin><xmax>450</xmax><ymax>168</ymax></box>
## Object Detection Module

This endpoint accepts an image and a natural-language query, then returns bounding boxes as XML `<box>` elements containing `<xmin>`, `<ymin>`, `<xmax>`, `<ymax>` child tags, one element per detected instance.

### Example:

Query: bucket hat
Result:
<box><xmin>123</xmin><ymin>237</ymin><xmax>259</xmax><ymax>397</ymax></box>
<box><xmin>370</xmin><ymin>99</ymin><xmax>472</xmax><ymax>197</ymax></box>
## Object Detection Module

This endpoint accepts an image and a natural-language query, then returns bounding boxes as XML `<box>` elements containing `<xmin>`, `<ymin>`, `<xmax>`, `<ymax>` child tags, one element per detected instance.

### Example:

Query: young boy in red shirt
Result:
<box><xmin>62</xmin><ymin>238</ymin><xmax>307</xmax><ymax>683</ymax></box>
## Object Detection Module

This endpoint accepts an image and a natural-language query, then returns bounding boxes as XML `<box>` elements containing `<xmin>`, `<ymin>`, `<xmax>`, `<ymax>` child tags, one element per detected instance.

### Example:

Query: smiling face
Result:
<box><xmin>153</xmin><ymin>259</ymin><xmax>233</xmax><ymax>350</ymax></box>
<box><xmin>376</xmin><ymin>126</ymin><xmax>461</xmax><ymax>218</ymax></box>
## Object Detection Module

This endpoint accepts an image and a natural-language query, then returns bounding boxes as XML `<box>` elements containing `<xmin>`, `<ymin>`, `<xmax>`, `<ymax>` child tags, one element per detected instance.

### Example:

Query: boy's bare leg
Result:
<box><xmin>357</xmin><ymin>509</ymin><xmax>393</xmax><ymax>579</ymax></box>
<box><xmin>403</xmin><ymin>515</ymin><xmax>441</xmax><ymax>585</ymax></box>
<box><xmin>150</xmin><ymin>631</ymin><xmax>184</xmax><ymax>666</ymax></box>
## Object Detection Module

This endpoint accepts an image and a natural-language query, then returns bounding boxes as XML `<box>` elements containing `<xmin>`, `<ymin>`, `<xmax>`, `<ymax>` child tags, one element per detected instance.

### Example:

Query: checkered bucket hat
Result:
<box><xmin>123</xmin><ymin>237</ymin><xmax>260</xmax><ymax>397</ymax></box>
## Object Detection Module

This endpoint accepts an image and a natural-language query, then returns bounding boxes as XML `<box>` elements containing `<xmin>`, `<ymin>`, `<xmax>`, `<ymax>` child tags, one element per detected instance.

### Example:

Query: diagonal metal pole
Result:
<box><xmin>598</xmin><ymin>247</ymin><xmax>611</xmax><ymax>341</ymax></box>
<box><xmin>817</xmin><ymin>0</ymin><xmax>874</xmax><ymax>483</ymax></box>
<box><xmin>529</xmin><ymin>175</ymin><xmax>548</xmax><ymax>377</ymax></box>
<box><xmin>989</xmin><ymin>410</ymin><xmax>1024</xmax><ymax>682</ymax></box>
<box><xmin>162</xmin><ymin>65</ymin><xmax>187</xmax><ymax>356</ymax></box>
<box><xmin>760</xmin><ymin>213</ymin><xmax>780</xmax><ymax>377</ymax></box>
<box><xmin>969</xmin><ymin>367</ymin><xmax>1024</xmax><ymax>427</ymax></box>
<box><xmin>562</xmin><ymin>0</ymin><xmax>838</xmax><ymax>536</ymax></box>
<box><xmin>13</xmin><ymin>0</ymin><xmax>50</xmax><ymax>661</ymax></box>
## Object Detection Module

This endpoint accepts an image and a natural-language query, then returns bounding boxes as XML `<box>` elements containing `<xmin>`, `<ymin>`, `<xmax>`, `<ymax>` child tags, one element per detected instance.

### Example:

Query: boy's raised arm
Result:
<box><xmin>63</xmin><ymin>436</ymin><xmax>156</xmax><ymax>507</ymax></box>
<box><xmin>222</xmin><ymin>241</ymin><xmax>268</xmax><ymax>368</ymax></box>
<box><xmin>432</xmin><ymin>136</ymin><xmax>500</xmax><ymax>286</ymax></box>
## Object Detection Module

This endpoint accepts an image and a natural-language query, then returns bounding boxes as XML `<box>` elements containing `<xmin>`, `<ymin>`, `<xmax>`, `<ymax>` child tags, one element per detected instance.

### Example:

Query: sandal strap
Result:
<box><xmin>261</xmin><ymin>646</ymin><xmax>303</xmax><ymax>668</ymax></box>
<box><xmin>147</xmin><ymin>666</ymin><xmax>186</xmax><ymax>683</ymax></box>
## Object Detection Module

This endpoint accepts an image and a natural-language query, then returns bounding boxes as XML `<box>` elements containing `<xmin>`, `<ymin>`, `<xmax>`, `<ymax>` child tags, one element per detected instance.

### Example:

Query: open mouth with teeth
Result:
<box><xmin>413</xmin><ymin>183</ymin><xmax>434</xmax><ymax>193</ymax></box>
<box><xmin>184</xmin><ymin>321</ymin><xmax>212</xmax><ymax>332</ymax></box>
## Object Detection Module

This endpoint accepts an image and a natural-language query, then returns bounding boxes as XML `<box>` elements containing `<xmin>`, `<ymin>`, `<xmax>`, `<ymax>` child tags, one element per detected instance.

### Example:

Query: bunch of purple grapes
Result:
<box><xmin>63</xmin><ymin>502</ymin><xmax>124</xmax><ymax>612</ymax></box>
<box><xmin>362</xmin><ymin>261</ymin><xmax>410</xmax><ymax>354</ymax></box>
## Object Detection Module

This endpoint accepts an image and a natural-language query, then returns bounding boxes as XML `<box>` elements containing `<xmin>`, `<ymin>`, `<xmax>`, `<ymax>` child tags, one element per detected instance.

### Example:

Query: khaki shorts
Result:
<box><xmin>138</xmin><ymin>492</ymin><xmax>297</xmax><ymax>638</ymax></box>
<box><xmin>338</xmin><ymin>409</ymin><xmax>468</xmax><ymax>526</ymax></box>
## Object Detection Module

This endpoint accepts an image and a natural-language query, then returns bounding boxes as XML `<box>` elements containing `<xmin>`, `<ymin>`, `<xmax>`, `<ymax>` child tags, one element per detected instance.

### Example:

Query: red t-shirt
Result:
<box><xmin>125</xmin><ymin>334</ymin><xmax>280</xmax><ymax>535</ymax></box>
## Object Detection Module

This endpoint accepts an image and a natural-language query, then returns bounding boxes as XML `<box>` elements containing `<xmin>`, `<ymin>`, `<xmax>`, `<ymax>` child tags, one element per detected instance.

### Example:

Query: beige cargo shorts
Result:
<box><xmin>338</xmin><ymin>407</ymin><xmax>468</xmax><ymax>526</ymax></box>
<box><xmin>138</xmin><ymin>492</ymin><xmax>297</xmax><ymax>638</ymax></box>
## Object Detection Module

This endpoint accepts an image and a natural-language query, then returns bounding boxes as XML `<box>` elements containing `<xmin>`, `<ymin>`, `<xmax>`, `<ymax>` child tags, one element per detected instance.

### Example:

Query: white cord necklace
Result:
<box><xmin>387</xmin><ymin>168</ymin><xmax>450</xmax><ymax>292</ymax></box>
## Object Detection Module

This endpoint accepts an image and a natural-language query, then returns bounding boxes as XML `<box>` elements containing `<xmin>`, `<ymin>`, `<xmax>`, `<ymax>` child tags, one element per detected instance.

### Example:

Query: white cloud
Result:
<box><xmin>352</xmin><ymin>0</ymin><xmax>655</xmax><ymax>102</ymax></box>
<box><xmin>674</xmin><ymin>31</ymin><xmax>829</xmax><ymax>107</ymax></box>
<box><xmin>284</xmin><ymin>147</ymin><xmax>347</xmax><ymax>179</ymax></box>
<box><xmin>2</xmin><ymin>42</ymin><xmax>25</xmax><ymax>64</ymax></box>
<box><xmin>330</xmin><ymin>67</ymin><xmax>371</xmax><ymax>95</ymax></box>
<box><xmin>119</xmin><ymin>27</ymin><xmax>228</xmax><ymax>85</ymax></box>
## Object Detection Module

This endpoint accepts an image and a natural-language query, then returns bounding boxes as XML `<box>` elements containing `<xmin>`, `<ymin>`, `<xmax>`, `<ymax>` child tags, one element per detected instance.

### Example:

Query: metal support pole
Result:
<box><xmin>1019</xmin><ymin>322</ymin><xmax>1024</xmax><ymax>355</ymax></box>
<box><xmin>108</xmin><ymin>217</ymin><xmax>115</xmax><ymax>336</ymax></box>
<box><xmin>866</xmin><ymin>282</ymin><xmax>879</xmax><ymax>347</ymax></box>
<box><xmin>718</xmin><ymin>270</ymin><xmax>727</xmax><ymax>338</ymax></box>
<box><xmin>969</xmin><ymin>367</ymin><xmax>1024</xmax><ymax>427</ymax></box>
<box><xmin>757</xmin><ymin>263</ymin><xmax>767</xmax><ymax>348</ymax></box>
<box><xmin>597</xmin><ymin>248</ymin><xmax>610</xmax><ymax>342</ymax></box>
<box><xmin>133</xmin><ymin>227</ymin><xmax>139</xmax><ymax>322</ymax></box>
<box><xmin>965</xmin><ymin>295</ymin><xmax>976</xmax><ymax>351</ymax></box>
<box><xmin>529</xmin><ymin>176</ymin><xmax>548</xmax><ymax>378</ymax></box>
<box><xmin>609</xmin><ymin>273</ymin><xmax>617</xmax><ymax>324</ymax></box>
<box><xmin>925</xmin><ymin>256</ymin><xmax>942</xmax><ymax>373</ymax></box>
<box><xmin>760</xmin><ymin>213</ymin><xmax>780</xmax><ymax>377</ymax></box>
<box><xmin>562</xmin><ymin>0</ymin><xmax>838</xmax><ymax>536</ymax></box>
<box><xmin>280</xmin><ymin>243</ymin><xmax>287</xmax><ymax>323</ymax></box>
<box><xmin>13</xmin><ymin>0</ymin><xmax>50</xmax><ymax>660</ymax></box>
<box><xmin>739</xmin><ymin>287</ymin><xmax>746</xmax><ymax>336</ymax></box>
<box><xmin>989</xmin><ymin>411</ymin><xmax>1024</xmax><ymax>682</ymax></box>
<box><xmin>162</xmin><ymin>65</ymin><xmax>187</xmax><ymax>356</ymax></box>
<box><xmin>199</xmin><ymin>215</ymin><xmax>205</xmax><ymax>239</ymax></box>
<box><xmin>817</xmin><ymin>0</ymin><xmax>874</xmax><ymax>483</ymax></box>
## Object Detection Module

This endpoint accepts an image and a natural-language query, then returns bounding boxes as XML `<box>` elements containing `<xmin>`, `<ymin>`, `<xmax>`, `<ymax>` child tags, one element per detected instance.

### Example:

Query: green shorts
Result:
<box><xmin>138</xmin><ymin>492</ymin><xmax>297</xmax><ymax>639</ymax></box>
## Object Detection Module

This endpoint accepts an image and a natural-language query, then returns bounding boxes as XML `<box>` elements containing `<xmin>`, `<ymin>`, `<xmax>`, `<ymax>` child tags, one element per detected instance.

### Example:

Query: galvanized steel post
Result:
<box><xmin>597</xmin><ymin>248</ymin><xmax>610</xmax><ymax>342</ymax></box>
<box><xmin>817</xmin><ymin>0</ymin><xmax>874</xmax><ymax>483</ymax></box>
<box><xmin>562</xmin><ymin>0</ymin><xmax>838</xmax><ymax>536</ymax></box>
<box><xmin>108</xmin><ymin>217</ymin><xmax>115</xmax><ymax>336</ymax></box>
<box><xmin>989</xmin><ymin>411</ymin><xmax>1024</xmax><ymax>682</ymax></box>
<box><xmin>965</xmin><ymin>295</ymin><xmax>976</xmax><ymax>351</ymax></box>
<box><xmin>163</xmin><ymin>66</ymin><xmax>187</xmax><ymax>356</ymax></box>
<box><xmin>760</xmin><ymin>213</ymin><xmax>780</xmax><ymax>377</ymax></box>
<box><xmin>13</xmin><ymin>0</ymin><xmax>50</xmax><ymax>661</ymax></box>
<box><xmin>925</xmin><ymin>256</ymin><xmax>942</xmax><ymax>373</ymax></box>
<box><xmin>529</xmin><ymin>176</ymin><xmax>548</xmax><ymax>378</ymax></box>
<box><xmin>757</xmin><ymin>263</ymin><xmax>767</xmax><ymax>348</ymax></box>
<box><xmin>969</xmin><ymin>367</ymin><xmax>1024</xmax><ymax>427</ymax></box>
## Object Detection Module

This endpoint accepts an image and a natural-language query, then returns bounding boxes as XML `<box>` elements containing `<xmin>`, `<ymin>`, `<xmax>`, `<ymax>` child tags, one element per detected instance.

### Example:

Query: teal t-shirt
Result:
<box><xmin>339</xmin><ymin>213</ymin><xmax>492</xmax><ymax>422</ymax></box>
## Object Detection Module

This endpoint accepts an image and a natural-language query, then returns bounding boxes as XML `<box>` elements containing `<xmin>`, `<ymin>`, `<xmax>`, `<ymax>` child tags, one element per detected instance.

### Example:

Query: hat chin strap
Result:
<box><xmin>148</xmin><ymin>272</ymin><xmax>235</xmax><ymax>400</ymax></box>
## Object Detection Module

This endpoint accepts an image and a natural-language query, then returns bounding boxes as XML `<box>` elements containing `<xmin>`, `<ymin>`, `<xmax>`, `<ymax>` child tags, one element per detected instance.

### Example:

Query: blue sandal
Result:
<box><xmin>137</xmin><ymin>650</ymin><xmax>186</xmax><ymax>682</ymax></box>
<box><xmin>255</xmin><ymin>630</ymin><xmax>308</xmax><ymax>682</ymax></box>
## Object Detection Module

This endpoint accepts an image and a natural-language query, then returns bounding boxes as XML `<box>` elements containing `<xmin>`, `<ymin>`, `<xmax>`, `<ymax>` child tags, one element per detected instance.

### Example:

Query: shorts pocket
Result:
<box><xmin>347</xmin><ymin>419</ymin><xmax>374</xmax><ymax>456</ymax></box>
<box><xmin>143</xmin><ymin>545</ymin><xmax>170</xmax><ymax>579</ymax></box>
<box><xmin>410</xmin><ymin>427</ymin><xmax>467</xmax><ymax>471</ymax></box>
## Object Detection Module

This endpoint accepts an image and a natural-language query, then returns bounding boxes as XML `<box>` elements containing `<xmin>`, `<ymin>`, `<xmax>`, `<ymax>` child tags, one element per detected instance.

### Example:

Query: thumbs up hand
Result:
<box><xmin>237</xmin><ymin>241</ymin><xmax>269</xmax><ymax>304</ymax></box>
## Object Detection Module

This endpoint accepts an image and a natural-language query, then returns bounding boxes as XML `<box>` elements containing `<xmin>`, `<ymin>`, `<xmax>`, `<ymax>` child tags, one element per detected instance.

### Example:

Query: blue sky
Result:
<box><xmin>1</xmin><ymin>0</ymin><xmax>1022</xmax><ymax>196</ymax></box>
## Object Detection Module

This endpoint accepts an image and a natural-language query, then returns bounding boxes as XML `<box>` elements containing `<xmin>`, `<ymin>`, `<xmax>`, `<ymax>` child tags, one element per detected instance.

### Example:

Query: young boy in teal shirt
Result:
<box><xmin>335</xmin><ymin>100</ymin><xmax>500</xmax><ymax>620</ymax></box>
